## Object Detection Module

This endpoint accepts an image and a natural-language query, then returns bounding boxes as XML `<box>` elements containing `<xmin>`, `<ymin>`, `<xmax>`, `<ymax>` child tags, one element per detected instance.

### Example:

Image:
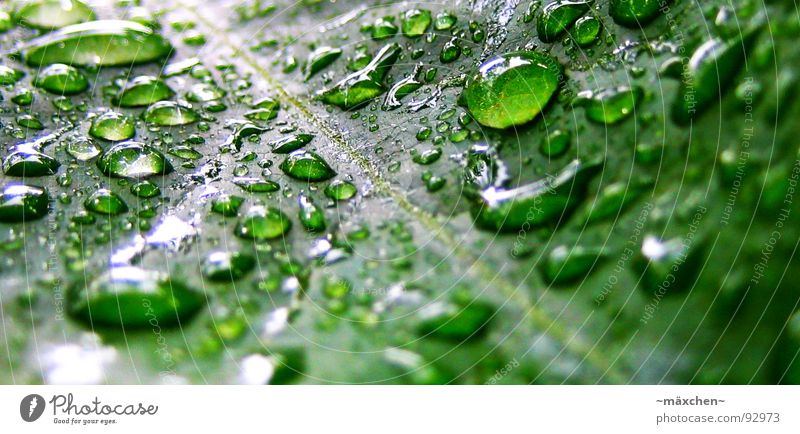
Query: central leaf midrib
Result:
<box><xmin>180</xmin><ymin>3</ymin><xmax>626</xmax><ymax>383</ymax></box>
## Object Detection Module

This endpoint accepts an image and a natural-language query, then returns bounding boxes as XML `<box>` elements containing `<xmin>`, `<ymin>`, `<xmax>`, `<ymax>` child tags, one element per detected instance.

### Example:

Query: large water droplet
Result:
<box><xmin>3</xmin><ymin>144</ymin><xmax>60</xmax><ymax>176</ymax></box>
<box><xmin>401</xmin><ymin>9</ymin><xmax>432</xmax><ymax>38</ymax></box>
<box><xmin>672</xmin><ymin>31</ymin><xmax>758</xmax><ymax>125</ymax></box>
<box><xmin>22</xmin><ymin>20</ymin><xmax>172</xmax><ymax>67</ymax></box>
<box><xmin>279</xmin><ymin>150</ymin><xmax>337</xmax><ymax>182</ymax></box>
<box><xmin>15</xmin><ymin>0</ymin><xmax>95</xmax><ymax>30</ymax></box>
<box><xmin>0</xmin><ymin>65</ymin><xmax>23</xmax><ymax>85</ymax></box>
<box><xmin>84</xmin><ymin>188</ymin><xmax>128</xmax><ymax>215</ymax></box>
<box><xmin>0</xmin><ymin>183</ymin><xmax>49</xmax><ymax>222</ymax></box>
<box><xmin>33</xmin><ymin>63</ymin><xmax>88</xmax><ymax>95</ymax></box>
<box><xmin>96</xmin><ymin>141</ymin><xmax>173</xmax><ymax>178</ymax></box>
<box><xmin>463</xmin><ymin>51</ymin><xmax>562</xmax><ymax>129</ymax></box>
<box><xmin>89</xmin><ymin>111</ymin><xmax>135</xmax><ymax>141</ymax></box>
<box><xmin>234</xmin><ymin>206</ymin><xmax>292</xmax><ymax>241</ymax></box>
<box><xmin>68</xmin><ymin>266</ymin><xmax>205</xmax><ymax>329</ymax></box>
<box><xmin>472</xmin><ymin>159</ymin><xmax>602</xmax><ymax>232</ymax></box>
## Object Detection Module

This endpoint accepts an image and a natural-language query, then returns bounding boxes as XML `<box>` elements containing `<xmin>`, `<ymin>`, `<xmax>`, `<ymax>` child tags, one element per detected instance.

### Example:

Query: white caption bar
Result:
<box><xmin>0</xmin><ymin>386</ymin><xmax>798</xmax><ymax>433</ymax></box>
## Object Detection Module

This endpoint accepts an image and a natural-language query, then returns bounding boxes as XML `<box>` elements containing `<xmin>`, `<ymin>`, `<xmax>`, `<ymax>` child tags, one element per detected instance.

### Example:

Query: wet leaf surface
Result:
<box><xmin>0</xmin><ymin>0</ymin><xmax>799</xmax><ymax>385</ymax></box>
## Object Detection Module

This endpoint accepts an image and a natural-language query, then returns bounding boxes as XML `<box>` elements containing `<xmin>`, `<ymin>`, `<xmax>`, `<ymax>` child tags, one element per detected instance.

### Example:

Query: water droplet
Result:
<box><xmin>32</xmin><ymin>63</ymin><xmax>88</xmax><ymax>94</ymax></box>
<box><xmin>22</xmin><ymin>20</ymin><xmax>172</xmax><ymax>66</ymax></box>
<box><xmin>143</xmin><ymin>101</ymin><xmax>200</xmax><ymax>126</ymax></box>
<box><xmin>211</xmin><ymin>194</ymin><xmax>244</xmax><ymax>216</ymax></box>
<box><xmin>672</xmin><ymin>31</ymin><xmax>758</xmax><ymax>124</ymax></box>
<box><xmin>422</xmin><ymin>171</ymin><xmax>446</xmax><ymax>192</ymax></box>
<box><xmin>370</xmin><ymin>16</ymin><xmax>398</xmax><ymax>40</ymax></box>
<box><xmin>130</xmin><ymin>180</ymin><xmax>160</xmax><ymax>198</ymax></box>
<box><xmin>186</xmin><ymin>82</ymin><xmax>226</xmax><ymax>102</ymax></box>
<box><xmin>440</xmin><ymin>37</ymin><xmax>461</xmax><ymax>63</ymax></box>
<box><xmin>347</xmin><ymin>45</ymin><xmax>372</xmax><ymax>71</ymax></box>
<box><xmin>183</xmin><ymin>32</ymin><xmax>206</xmax><ymax>46</ymax></box>
<box><xmin>163</xmin><ymin>57</ymin><xmax>200</xmax><ymax>77</ymax></box>
<box><xmin>472</xmin><ymin>159</ymin><xmax>602</xmax><ymax>232</ymax></box>
<box><xmin>416</xmin><ymin>126</ymin><xmax>432</xmax><ymax>141</ymax></box>
<box><xmin>383</xmin><ymin>68</ymin><xmax>422</xmax><ymax>110</ymax></box>
<box><xmin>3</xmin><ymin>144</ymin><xmax>60</xmax><ymax>176</ymax></box>
<box><xmin>411</xmin><ymin>147</ymin><xmax>442</xmax><ymax>165</ymax></box>
<box><xmin>401</xmin><ymin>9</ymin><xmax>432</xmax><ymax>38</ymax></box>
<box><xmin>0</xmin><ymin>11</ymin><xmax>12</xmax><ymax>32</ymax></box>
<box><xmin>541</xmin><ymin>244</ymin><xmax>605</xmax><ymax>285</ymax></box>
<box><xmin>66</xmin><ymin>136</ymin><xmax>101</xmax><ymax>161</ymax></box>
<box><xmin>69</xmin><ymin>266</ymin><xmax>205</xmax><ymax>328</ymax></box>
<box><xmin>115</xmin><ymin>76</ymin><xmax>173</xmax><ymax>107</ymax></box>
<box><xmin>233</xmin><ymin>177</ymin><xmax>280</xmax><ymax>193</ymax></box>
<box><xmin>537</xmin><ymin>0</ymin><xmax>590</xmax><ymax>42</ymax></box>
<box><xmin>540</xmin><ymin>129</ymin><xmax>571</xmax><ymax>157</ymax></box>
<box><xmin>234</xmin><ymin>206</ymin><xmax>292</xmax><ymax>241</ymax></box>
<box><xmin>270</xmin><ymin>133</ymin><xmax>314</xmax><ymax>154</ymax></box>
<box><xmin>417</xmin><ymin>300</ymin><xmax>494</xmax><ymax>341</ymax></box>
<box><xmin>578</xmin><ymin>86</ymin><xmax>643</xmax><ymax>125</ymax></box>
<box><xmin>318</xmin><ymin>43</ymin><xmax>401</xmax><ymax>109</ymax></box>
<box><xmin>322</xmin><ymin>275</ymin><xmax>351</xmax><ymax>299</ymax></box>
<box><xmin>168</xmin><ymin>146</ymin><xmax>203</xmax><ymax>160</ymax></box>
<box><xmin>17</xmin><ymin>114</ymin><xmax>43</xmax><ymax>129</ymax></box>
<box><xmin>297</xmin><ymin>194</ymin><xmax>326</xmax><ymax>232</ymax></box>
<box><xmin>433</xmin><ymin>12</ymin><xmax>457</xmax><ymax>30</ymax></box>
<box><xmin>581</xmin><ymin>181</ymin><xmax>651</xmax><ymax>224</ymax></box>
<box><xmin>324</xmin><ymin>180</ymin><xmax>357</xmax><ymax>201</ymax></box>
<box><xmin>463</xmin><ymin>51</ymin><xmax>562</xmax><ymax>129</ymax></box>
<box><xmin>573</xmin><ymin>15</ymin><xmax>601</xmax><ymax>46</ymax></box>
<box><xmin>52</xmin><ymin>96</ymin><xmax>74</xmax><ymax>111</ymax></box>
<box><xmin>634</xmin><ymin>235</ymin><xmax>703</xmax><ymax>295</ymax></box>
<box><xmin>0</xmin><ymin>183</ymin><xmax>49</xmax><ymax>222</ymax></box>
<box><xmin>0</xmin><ymin>65</ymin><xmax>23</xmax><ymax>85</ymax></box>
<box><xmin>84</xmin><ymin>188</ymin><xmax>128</xmax><ymax>215</ymax></box>
<box><xmin>90</xmin><ymin>111</ymin><xmax>135</xmax><ymax>141</ymax></box>
<box><xmin>96</xmin><ymin>141</ymin><xmax>173</xmax><ymax>178</ymax></box>
<box><xmin>12</xmin><ymin>88</ymin><xmax>34</xmax><ymax>106</ymax></box>
<box><xmin>203</xmin><ymin>251</ymin><xmax>256</xmax><ymax>282</ymax></box>
<box><xmin>15</xmin><ymin>0</ymin><xmax>95</xmax><ymax>30</ymax></box>
<box><xmin>609</xmin><ymin>0</ymin><xmax>663</xmax><ymax>28</ymax></box>
<box><xmin>279</xmin><ymin>150</ymin><xmax>337</xmax><ymax>182</ymax></box>
<box><xmin>304</xmin><ymin>46</ymin><xmax>342</xmax><ymax>80</ymax></box>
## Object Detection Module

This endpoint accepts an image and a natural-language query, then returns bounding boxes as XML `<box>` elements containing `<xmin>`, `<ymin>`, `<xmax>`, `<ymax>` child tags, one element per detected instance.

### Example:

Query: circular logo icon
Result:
<box><xmin>20</xmin><ymin>394</ymin><xmax>45</xmax><ymax>422</ymax></box>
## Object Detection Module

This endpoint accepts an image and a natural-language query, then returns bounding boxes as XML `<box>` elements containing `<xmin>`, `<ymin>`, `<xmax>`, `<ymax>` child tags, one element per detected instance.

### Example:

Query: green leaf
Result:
<box><xmin>0</xmin><ymin>0</ymin><xmax>799</xmax><ymax>385</ymax></box>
